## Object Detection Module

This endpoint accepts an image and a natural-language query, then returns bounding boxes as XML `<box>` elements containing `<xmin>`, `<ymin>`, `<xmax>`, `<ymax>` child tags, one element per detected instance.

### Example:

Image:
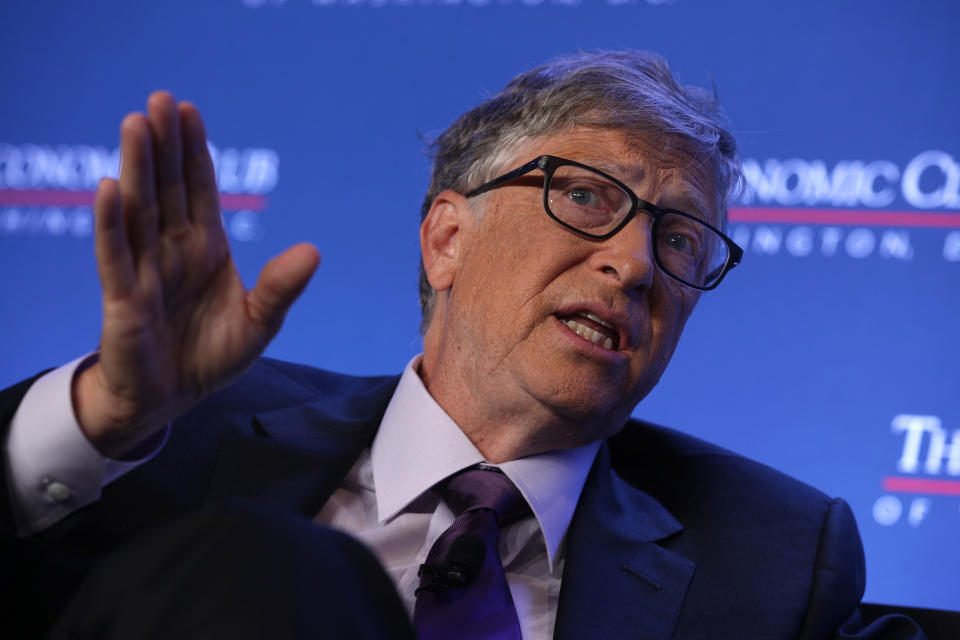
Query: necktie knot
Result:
<box><xmin>440</xmin><ymin>468</ymin><xmax>528</xmax><ymax>527</ymax></box>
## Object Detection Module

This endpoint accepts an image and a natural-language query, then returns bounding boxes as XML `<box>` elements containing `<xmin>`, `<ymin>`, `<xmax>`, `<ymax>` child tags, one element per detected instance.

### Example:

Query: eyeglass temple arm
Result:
<box><xmin>701</xmin><ymin>242</ymin><xmax>743</xmax><ymax>288</ymax></box>
<box><xmin>728</xmin><ymin>243</ymin><xmax>744</xmax><ymax>267</ymax></box>
<box><xmin>463</xmin><ymin>158</ymin><xmax>544</xmax><ymax>198</ymax></box>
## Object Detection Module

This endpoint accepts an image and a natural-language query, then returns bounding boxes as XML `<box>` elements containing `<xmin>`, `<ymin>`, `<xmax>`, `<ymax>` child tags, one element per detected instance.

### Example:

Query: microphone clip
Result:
<box><xmin>417</xmin><ymin>561</ymin><xmax>476</xmax><ymax>590</ymax></box>
<box><xmin>416</xmin><ymin>533</ymin><xmax>486</xmax><ymax>594</ymax></box>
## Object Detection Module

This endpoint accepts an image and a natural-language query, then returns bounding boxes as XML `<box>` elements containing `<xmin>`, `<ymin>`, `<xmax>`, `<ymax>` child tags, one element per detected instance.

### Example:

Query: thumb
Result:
<box><xmin>246</xmin><ymin>242</ymin><xmax>321</xmax><ymax>335</ymax></box>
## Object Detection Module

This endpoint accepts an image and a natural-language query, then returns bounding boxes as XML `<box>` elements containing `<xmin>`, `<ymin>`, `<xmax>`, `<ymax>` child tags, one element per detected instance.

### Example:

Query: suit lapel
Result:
<box><xmin>554</xmin><ymin>443</ymin><xmax>694</xmax><ymax>640</ymax></box>
<box><xmin>204</xmin><ymin>375</ymin><xmax>400</xmax><ymax>517</ymax></box>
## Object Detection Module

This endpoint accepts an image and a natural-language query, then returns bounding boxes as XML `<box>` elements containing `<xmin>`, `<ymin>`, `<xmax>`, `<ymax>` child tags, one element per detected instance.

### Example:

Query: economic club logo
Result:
<box><xmin>730</xmin><ymin>150</ymin><xmax>960</xmax><ymax>262</ymax></box>
<box><xmin>0</xmin><ymin>142</ymin><xmax>278</xmax><ymax>242</ymax></box>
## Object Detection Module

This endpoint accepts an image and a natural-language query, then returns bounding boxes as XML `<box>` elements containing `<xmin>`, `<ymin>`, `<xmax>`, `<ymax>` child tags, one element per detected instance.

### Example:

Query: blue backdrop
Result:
<box><xmin>2</xmin><ymin>0</ymin><xmax>958</xmax><ymax>612</ymax></box>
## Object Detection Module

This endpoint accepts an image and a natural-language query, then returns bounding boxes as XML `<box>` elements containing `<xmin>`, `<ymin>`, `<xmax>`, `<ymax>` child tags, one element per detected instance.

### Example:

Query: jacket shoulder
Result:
<box><xmin>610</xmin><ymin>418</ymin><xmax>834</xmax><ymax>514</ymax></box>
<box><xmin>609</xmin><ymin>419</ymin><xmax>867</xmax><ymax>635</ymax></box>
<box><xmin>192</xmin><ymin>357</ymin><xmax>400</xmax><ymax>419</ymax></box>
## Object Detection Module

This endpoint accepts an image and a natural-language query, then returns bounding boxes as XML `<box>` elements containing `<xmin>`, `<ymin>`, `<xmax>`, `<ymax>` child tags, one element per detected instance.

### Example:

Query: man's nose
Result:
<box><xmin>588</xmin><ymin>216</ymin><xmax>656</xmax><ymax>291</ymax></box>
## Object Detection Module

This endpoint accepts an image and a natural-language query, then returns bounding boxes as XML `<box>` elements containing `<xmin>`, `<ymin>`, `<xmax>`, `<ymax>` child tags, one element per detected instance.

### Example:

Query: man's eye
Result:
<box><xmin>664</xmin><ymin>233</ymin><xmax>696</xmax><ymax>255</ymax></box>
<box><xmin>568</xmin><ymin>188</ymin><xmax>599</xmax><ymax>208</ymax></box>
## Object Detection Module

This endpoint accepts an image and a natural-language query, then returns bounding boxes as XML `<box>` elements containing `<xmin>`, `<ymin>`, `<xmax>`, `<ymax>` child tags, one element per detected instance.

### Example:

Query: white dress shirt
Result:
<box><xmin>4</xmin><ymin>355</ymin><xmax>601</xmax><ymax>639</ymax></box>
<box><xmin>317</xmin><ymin>357</ymin><xmax>601</xmax><ymax>639</ymax></box>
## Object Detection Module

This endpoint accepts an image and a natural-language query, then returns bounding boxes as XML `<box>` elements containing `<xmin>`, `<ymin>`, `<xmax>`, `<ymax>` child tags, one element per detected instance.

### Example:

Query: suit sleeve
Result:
<box><xmin>797</xmin><ymin>498</ymin><xmax>927</xmax><ymax>640</ymax></box>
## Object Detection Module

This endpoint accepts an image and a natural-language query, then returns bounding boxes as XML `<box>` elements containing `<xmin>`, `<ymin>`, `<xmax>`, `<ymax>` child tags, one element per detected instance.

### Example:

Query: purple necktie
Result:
<box><xmin>413</xmin><ymin>468</ymin><xmax>529</xmax><ymax>640</ymax></box>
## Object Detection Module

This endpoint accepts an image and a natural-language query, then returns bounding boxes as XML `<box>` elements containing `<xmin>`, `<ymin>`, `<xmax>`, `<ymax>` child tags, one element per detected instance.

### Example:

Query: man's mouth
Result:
<box><xmin>557</xmin><ymin>312</ymin><xmax>621</xmax><ymax>351</ymax></box>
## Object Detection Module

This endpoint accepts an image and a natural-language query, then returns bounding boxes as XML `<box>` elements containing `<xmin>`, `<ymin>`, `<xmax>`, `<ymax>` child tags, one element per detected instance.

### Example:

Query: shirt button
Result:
<box><xmin>43</xmin><ymin>480</ymin><xmax>71</xmax><ymax>503</ymax></box>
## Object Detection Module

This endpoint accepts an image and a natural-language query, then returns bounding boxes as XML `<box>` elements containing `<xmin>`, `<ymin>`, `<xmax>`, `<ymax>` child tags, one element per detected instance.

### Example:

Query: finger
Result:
<box><xmin>94</xmin><ymin>177</ymin><xmax>136</xmax><ymax>299</ymax></box>
<box><xmin>178</xmin><ymin>102</ymin><xmax>222</xmax><ymax>228</ymax></box>
<box><xmin>245</xmin><ymin>243</ymin><xmax>321</xmax><ymax>336</ymax></box>
<box><xmin>118</xmin><ymin>112</ymin><xmax>159</xmax><ymax>251</ymax></box>
<box><xmin>147</xmin><ymin>91</ymin><xmax>189</xmax><ymax>230</ymax></box>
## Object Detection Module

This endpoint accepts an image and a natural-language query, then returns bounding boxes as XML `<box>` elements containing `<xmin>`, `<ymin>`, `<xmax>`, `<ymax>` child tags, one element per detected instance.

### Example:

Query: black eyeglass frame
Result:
<box><xmin>464</xmin><ymin>155</ymin><xmax>743</xmax><ymax>291</ymax></box>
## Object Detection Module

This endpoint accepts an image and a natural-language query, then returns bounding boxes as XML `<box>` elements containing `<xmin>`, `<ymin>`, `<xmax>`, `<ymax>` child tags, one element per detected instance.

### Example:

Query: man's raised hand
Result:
<box><xmin>74</xmin><ymin>91</ymin><xmax>319</xmax><ymax>458</ymax></box>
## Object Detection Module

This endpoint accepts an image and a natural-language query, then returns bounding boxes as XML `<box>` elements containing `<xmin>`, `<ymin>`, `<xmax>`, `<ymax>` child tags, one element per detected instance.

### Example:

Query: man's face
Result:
<box><xmin>421</xmin><ymin>126</ymin><xmax>717</xmax><ymax>454</ymax></box>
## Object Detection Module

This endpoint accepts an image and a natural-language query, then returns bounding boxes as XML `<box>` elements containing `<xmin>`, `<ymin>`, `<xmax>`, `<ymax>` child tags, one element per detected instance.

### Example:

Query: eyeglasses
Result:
<box><xmin>464</xmin><ymin>155</ymin><xmax>743</xmax><ymax>290</ymax></box>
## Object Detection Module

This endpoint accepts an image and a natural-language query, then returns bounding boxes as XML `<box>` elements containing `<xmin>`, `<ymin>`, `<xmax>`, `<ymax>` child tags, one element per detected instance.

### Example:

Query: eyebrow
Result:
<box><xmin>591</xmin><ymin>162</ymin><xmax>711</xmax><ymax>216</ymax></box>
<box><xmin>591</xmin><ymin>161</ymin><xmax>645</xmax><ymax>184</ymax></box>
<box><xmin>670</xmin><ymin>194</ymin><xmax>724</xmax><ymax>227</ymax></box>
<box><xmin>574</xmin><ymin>156</ymin><xmax>721</xmax><ymax>224</ymax></box>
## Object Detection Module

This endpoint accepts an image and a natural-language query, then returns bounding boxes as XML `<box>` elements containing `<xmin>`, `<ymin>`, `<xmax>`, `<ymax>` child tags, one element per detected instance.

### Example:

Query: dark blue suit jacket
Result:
<box><xmin>0</xmin><ymin>358</ymin><xmax>925</xmax><ymax>639</ymax></box>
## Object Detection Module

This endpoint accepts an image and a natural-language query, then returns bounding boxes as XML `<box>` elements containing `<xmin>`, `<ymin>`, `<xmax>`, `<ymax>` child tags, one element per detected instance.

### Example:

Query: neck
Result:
<box><xmin>418</xmin><ymin>334</ymin><xmax>623</xmax><ymax>464</ymax></box>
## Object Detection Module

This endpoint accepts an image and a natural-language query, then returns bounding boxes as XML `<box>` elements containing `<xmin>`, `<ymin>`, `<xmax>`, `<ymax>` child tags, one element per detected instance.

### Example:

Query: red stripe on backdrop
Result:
<box><xmin>3</xmin><ymin>194</ymin><xmax>957</xmax><ymax>226</ymax></box>
<box><xmin>882</xmin><ymin>476</ymin><xmax>960</xmax><ymax>496</ymax></box>
<box><xmin>0</xmin><ymin>189</ymin><xmax>267</xmax><ymax>212</ymax></box>
<box><xmin>728</xmin><ymin>207</ymin><xmax>960</xmax><ymax>228</ymax></box>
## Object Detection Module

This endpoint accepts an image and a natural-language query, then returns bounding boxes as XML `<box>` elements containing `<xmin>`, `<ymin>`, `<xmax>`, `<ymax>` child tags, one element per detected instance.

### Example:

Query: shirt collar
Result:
<box><xmin>371</xmin><ymin>355</ymin><xmax>601</xmax><ymax>571</ymax></box>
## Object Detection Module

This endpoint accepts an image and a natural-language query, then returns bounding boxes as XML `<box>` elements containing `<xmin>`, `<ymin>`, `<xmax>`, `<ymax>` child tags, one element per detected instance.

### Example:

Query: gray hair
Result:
<box><xmin>418</xmin><ymin>49</ymin><xmax>743</xmax><ymax>329</ymax></box>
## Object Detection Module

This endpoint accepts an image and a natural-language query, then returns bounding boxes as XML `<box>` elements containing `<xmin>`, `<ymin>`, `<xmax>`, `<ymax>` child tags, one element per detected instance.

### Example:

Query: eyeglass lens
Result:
<box><xmin>546</xmin><ymin>164</ymin><xmax>730</xmax><ymax>288</ymax></box>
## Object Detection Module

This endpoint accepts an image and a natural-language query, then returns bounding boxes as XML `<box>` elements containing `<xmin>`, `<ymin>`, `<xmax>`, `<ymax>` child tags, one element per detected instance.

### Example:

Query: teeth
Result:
<box><xmin>582</xmin><ymin>312</ymin><xmax>614</xmax><ymax>330</ymax></box>
<box><xmin>563</xmin><ymin>319</ymin><xmax>614</xmax><ymax>350</ymax></box>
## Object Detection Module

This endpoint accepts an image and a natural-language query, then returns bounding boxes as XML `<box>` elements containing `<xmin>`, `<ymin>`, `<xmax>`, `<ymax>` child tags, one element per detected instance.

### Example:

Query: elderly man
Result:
<box><xmin>1</xmin><ymin>51</ymin><xmax>921</xmax><ymax>639</ymax></box>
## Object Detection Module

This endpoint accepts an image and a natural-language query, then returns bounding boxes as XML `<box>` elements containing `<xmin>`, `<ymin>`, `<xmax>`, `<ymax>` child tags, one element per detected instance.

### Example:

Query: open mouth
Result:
<box><xmin>557</xmin><ymin>312</ymin><xmax>621</xmax><ymax>351</ymax></box>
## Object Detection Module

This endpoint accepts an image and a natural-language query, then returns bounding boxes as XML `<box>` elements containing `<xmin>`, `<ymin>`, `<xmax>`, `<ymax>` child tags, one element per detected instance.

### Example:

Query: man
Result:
<box><xmin>1</xmin><ymin>51</ymin><xmax>923</xmax><ymax>638</ymax></box>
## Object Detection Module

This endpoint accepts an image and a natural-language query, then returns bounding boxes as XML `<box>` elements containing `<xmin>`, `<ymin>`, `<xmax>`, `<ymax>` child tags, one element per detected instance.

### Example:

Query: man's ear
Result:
<box><xmin>420</xmin><ymin>189</ymin><xmax>474</xmax><ymax>293</ymax></box>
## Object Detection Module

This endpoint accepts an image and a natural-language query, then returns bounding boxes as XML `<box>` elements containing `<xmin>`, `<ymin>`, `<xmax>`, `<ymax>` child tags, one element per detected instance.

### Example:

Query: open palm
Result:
<box><xmin>76</xmin><ymin>92</ymin><xmax>319</xmax><ymax>457</ymax></box>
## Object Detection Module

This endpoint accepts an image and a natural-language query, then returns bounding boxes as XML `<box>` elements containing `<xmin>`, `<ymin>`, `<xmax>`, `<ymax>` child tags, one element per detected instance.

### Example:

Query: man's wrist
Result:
<box><xmin>72</xmin><ymin>358</ymin><xmax>169</xmax><ymax>460</ymax></box>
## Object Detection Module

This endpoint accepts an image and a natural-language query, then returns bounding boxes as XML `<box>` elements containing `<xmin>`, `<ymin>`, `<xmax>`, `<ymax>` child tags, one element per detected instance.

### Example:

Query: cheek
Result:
<box><xmin>472</xmin><ymin>223</ymin><xmax>582</xmax><ymax>311</ymax></box>
<box><xmin>645</xmin><ymin>279</ymin><xmax>698</xmax><ymax>363</ymax></box>
<box><xmin>451</xmin><ymin>229</ymin><xmax>547</xmax><ymax>347</ymax></box>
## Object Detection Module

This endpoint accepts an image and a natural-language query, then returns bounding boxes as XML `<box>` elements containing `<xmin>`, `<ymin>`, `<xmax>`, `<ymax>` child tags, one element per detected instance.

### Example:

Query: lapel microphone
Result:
<box><xmin>417</xmin><ymin>533</ymin><xmax>486</xmax><ymax>592</ymax></box>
